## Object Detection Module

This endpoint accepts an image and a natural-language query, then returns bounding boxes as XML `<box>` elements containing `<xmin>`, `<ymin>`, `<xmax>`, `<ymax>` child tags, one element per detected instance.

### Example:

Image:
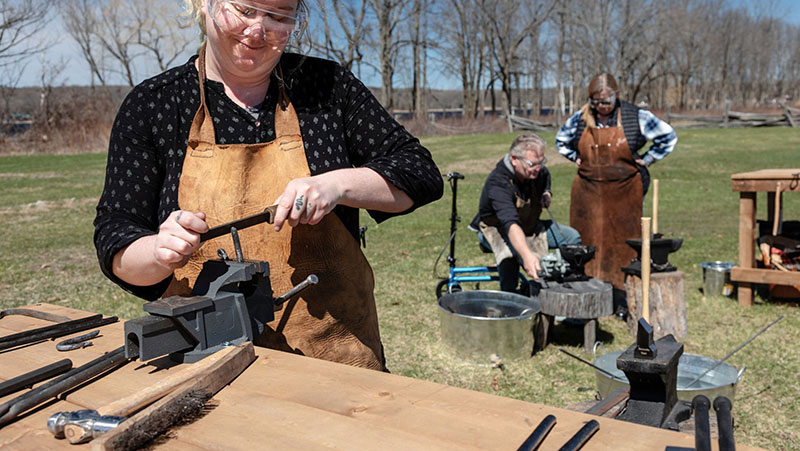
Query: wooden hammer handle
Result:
<box><xmin>98</xmin><ymin>345</ymin><xmax>240</xmax><ymax>418</ymax></box>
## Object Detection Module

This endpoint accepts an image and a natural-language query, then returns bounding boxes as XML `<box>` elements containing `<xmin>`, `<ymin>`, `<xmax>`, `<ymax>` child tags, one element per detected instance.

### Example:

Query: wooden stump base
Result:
<box><xmin>625</xmin><ymin>271</ymin><xmax>687</xmax><ymax>339</ymax></box>
<box><xmin>538</xmin><ymin>278</ymin><xmax>614</xmax><ymax>353</ymax></box>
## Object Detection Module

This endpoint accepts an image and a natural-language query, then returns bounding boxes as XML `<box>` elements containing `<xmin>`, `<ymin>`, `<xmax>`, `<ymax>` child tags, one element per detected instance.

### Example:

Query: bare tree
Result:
<box><xmin>133</xmin><ymin>1</ymin><xmax>196</xmax><ymax>72</ymax></box>
<box><xmin>63</xmin><ymin>0</ymin><xmax>108</xmax><ymax>87</ymax></box>
<box><xmin>483</xmin><ymin>0</ymin><xmax>556</xmax><ymax>117</ymax></box>
<box><xmin>367</xmin><ymin>0</ymin><xmax>406</xmax><ymax>111</ymax></box>
<box><xmin>312</xmin><ymin>0</ymin><xmax>370</xmax><ymax>71</ymax></box>
<box><xmin>0</xmin><ymin>60</ymin><xmax>25</xmax><ymax>120</ymax></box>
<box><xmin>0</xmin><ymin>0</ymin><xmax>50</xmax><ymax>68</ymax></box>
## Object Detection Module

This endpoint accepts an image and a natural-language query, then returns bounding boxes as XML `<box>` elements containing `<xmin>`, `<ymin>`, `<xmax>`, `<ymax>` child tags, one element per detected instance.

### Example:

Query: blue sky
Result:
<box><xmin>12</xmin><ymin>0</ymin><xmax>800</xmax><ymax>88</ymax></box>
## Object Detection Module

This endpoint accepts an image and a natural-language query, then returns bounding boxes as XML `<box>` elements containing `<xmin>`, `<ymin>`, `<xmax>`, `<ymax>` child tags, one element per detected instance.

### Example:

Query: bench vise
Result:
<box><xmin>124</xmin><ymin>219</ymin><xmax>317</xmax><ymax>363</ymax></box>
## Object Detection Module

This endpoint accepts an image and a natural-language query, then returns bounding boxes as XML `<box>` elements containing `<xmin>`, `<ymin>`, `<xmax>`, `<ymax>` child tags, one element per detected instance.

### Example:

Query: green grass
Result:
<box><xmin>1</xmin><ymin>128</ymin><xmax>799</xmax><ymax>449</ymax></box>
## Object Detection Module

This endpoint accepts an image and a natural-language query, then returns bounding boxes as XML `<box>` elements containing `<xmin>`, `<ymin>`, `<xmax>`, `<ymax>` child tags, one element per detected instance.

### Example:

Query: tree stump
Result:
<box><xmin>625</xmin><ymin>271</ymin><xmax>687</xmax><ymax>340</ymax></box>
<box><xmin>538</xmin><ymin>278</ymin><xmax>614</xmax><ymax>353</ymax></box>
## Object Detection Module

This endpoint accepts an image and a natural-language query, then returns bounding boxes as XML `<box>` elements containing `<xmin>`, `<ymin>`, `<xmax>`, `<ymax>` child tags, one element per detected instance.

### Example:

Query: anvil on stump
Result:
<box><xmin>621</xmin><ymin>234</ymin><xmax>683</xmax><ymax>276</ymax></box>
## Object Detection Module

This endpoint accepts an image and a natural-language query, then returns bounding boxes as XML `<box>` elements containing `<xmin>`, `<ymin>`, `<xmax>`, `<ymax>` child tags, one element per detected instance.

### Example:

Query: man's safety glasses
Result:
<box><xmin>519</xmin><ymin>156</ymin><xmax>546</xmax><ymax>168</ymax></box>
<box><xmin>208</xmin><ymin>0</ymin><xmax>306</xmax><ymax>41</ymax></box>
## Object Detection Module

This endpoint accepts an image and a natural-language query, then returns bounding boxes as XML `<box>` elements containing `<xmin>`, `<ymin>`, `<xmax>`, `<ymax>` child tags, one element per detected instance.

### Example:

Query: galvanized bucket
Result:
<box><xmin>438</xmin><ymin>290</ymin><xmax>542</xmax><ymax>362</ymax></box>
<box><xmin>593</xmin><ymin>346</ymin><xmax>746</xmax><ymax>404</ymax></box>
<box><xmin>699</xmin><ymin>261</ymin><xmax>736</xmax><ymax>297</ymax></box>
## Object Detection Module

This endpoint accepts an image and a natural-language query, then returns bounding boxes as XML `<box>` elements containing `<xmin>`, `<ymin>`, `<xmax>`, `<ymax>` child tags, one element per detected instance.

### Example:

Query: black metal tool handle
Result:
<box><xmin>692</xmin><ymin>395</ymin><xmax>711</xmax><ymax>451</ymax></box>
<box><xmin>0</xmin><ymin>347</ymin><xmax>129</xmax><ymax>427</ymax></box>
<box><xmin>0</xmin><ymin>359</ymin><xmax>72</xmax><ymax>398</ymax></box>
<box><xmin>0</xmin><ymin>315</ymin><xmax>118</xmax><ymax>351</ymax></box>
<box><xmin>517</xmin><ymin>414</ymin><xmax>556</xmax><ymax>451</ymax></box>
<box><xmin>558</xmin><ymin>419</ymin><xmax>599</xmax><ymax>451</ymax></box>
<box><xmin>713</xmin><ymin>396</ymin><xmax>735</xmax><ymax>451</ymax></box>
<box><xmin>200</xmin><ymin>205</ymin><xmax>277</xmax><ymax>243</ymax></box>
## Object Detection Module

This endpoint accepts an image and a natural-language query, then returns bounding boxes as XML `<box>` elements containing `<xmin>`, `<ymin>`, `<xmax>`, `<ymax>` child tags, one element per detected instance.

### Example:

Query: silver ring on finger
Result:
<box><xmin>176</xmin><ymin>210</ymin><xmax>183</xmax><ymax>223</ymax></box>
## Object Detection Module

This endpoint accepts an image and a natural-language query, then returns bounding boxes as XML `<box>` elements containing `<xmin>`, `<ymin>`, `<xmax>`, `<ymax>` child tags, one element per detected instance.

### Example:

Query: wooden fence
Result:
<box><xmin>507</xmin><ymin>104</ymin><xmax>800</xmax><ymax>132</ymax></box>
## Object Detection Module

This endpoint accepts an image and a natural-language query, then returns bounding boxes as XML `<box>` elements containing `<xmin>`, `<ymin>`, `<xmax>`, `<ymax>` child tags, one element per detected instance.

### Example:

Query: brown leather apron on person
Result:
<box><xmin>569</xmin><ymin>113</ymin><xmax>642</xmax><ymax>290</ymax></box>
<box><xmin>479</xmin><ymin>180</ymin><xmax>548</xmax><ymax>264</ymax></box>
<box><xmin>165</xmin><ymin>44</ymin><xmax>384</xmax><ymax>370</ymax></box>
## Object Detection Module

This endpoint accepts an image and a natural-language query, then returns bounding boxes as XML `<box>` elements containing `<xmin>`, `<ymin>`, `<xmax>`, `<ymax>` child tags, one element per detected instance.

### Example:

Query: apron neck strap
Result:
<box><xmin>190</xmin><ymin>41</ymin><xmax>301</xmax><ymax>147</ymax></box>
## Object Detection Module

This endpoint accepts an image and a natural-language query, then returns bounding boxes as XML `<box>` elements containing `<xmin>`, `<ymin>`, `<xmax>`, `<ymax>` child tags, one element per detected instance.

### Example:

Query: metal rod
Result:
<box><xmin>558</xmin><ymin>348</ymin><xmax>617</xmax><ymax>379</ymax></box>
<box><xmin>516</xmin><ymin>414</ymin><xmax>556</xmax><ymax>451</ymax></box>
<box><xmin>0</xmin><ymin>359</ymin><xmax>72</xmax><ymax>398</ymax></box>
<box><xmin>713</xmin><ymin>396</ymin><xmax>735</xmax><ymax>451</ymax></box>
<box><xmin>0</xmin><ymin>316</ymin><xmax>118</xmax><ymax>352</ymax></box>
<box><xmin>231</xmin><ymin>227</ymin><xmax>244</xmax><ymax>262</ymax></box>
<box><xmin>0</xmin><ymin>314</ymin><xmax>102</xmax><ymax>344</ymax></box>
<box><xmin>692</xmin><ymin>395</ymin><xmax>711</xmax><ymax>451</ymax></box>
<box><xmin>686</xmin><ymin>315</ymin><xmax>783</xmax><ymax>388</ymax></box>
<box><xmin>545</xmin><ymin>207</ymin><xmax>568</xmax><ymax>246</ymax></box>
<box><xmin>558</xmin><ymin>419</ymin><xmax>599</xmax><ymax>451</ymax></box>
<box><xmin>0</xmin><ymin>347</ymin><xmax>129</xmax><ymax>426</ymax></box>
<box><xmin>0</xmin><ymin>309</ymin><xmax>72</xmax><ymax>323</ymax></box>
<box><xmin>274</xmin><ymin>275</ymin><xmax>319</xmax><ymax>306</ymax></box>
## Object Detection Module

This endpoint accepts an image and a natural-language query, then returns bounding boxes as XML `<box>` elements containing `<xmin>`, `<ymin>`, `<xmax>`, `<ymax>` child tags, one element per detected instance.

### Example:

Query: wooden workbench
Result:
<box><xmin>731</xmin><ymin>169</ymin><xmax>800</xmax><ymax>306</ymax></box>
<box><xmin>0</xmin><ymin>303</ymin><xmax>760</xmax><ymax>450</ymax></box>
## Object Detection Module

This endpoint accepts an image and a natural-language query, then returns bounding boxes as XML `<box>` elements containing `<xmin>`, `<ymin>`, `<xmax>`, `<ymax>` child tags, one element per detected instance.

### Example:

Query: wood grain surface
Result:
<box><xmin>0</xmin><ymin>304</ymin><xmax>764</xmax><ymax>450</ymax></box>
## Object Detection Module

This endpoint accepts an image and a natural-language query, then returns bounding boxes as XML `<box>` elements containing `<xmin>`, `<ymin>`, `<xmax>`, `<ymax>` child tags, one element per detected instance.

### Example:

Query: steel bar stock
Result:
<box><xmin>0</xmin><ymin>359</ymin><xmax>73</xmax><ymax>398</ymax></box>
<box><xmin>0</xmin><ymin>316</ymin><xmax>118</xmax><ymax>352</ymax></box>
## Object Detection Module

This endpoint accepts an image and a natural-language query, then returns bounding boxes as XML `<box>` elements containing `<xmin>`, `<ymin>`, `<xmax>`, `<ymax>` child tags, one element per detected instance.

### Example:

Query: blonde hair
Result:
<box><xmin>183</xmin><ymin>0</ymin><xmax>309</xmax><ymax>37</ymax></box>
<box><xmin>580</xmin><ymin>73</ymin><xmax>621</xmax><ymax>127</ymax></box>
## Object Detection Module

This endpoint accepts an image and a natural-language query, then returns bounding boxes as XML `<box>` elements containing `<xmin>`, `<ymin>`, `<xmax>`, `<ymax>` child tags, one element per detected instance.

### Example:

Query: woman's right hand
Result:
<box><xmin>153</xmin><ymin>210</ymin><xmax>208</xmax><ymax>270</ymax></box>
<box><xmin>576</xmin><ymin>157</ymin><xmax>582</xmax><ymax>168</ymax></box>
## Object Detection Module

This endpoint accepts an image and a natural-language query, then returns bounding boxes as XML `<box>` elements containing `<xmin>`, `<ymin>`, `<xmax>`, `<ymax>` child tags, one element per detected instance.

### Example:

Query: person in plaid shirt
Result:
<box><xmin>553</xmin><ymin>73</ymin><xmax>677</xmax><ymax>315</ymax></box>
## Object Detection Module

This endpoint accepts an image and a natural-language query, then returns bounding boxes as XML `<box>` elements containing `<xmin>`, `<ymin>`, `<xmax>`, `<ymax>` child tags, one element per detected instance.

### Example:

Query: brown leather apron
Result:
<box><xmin>479</xmin><ymin>180</ymin><xmax>548</xmax><ymax>264</ymax></box>
<box><xmin>569</xmin><ymin>116</ymin><xmax>642</xmax><ymax>290</ymax></box>
<box><xmin>165</xmin><ymin>44</ymin><xmax>384</xmax><ymax>370</ymax></box>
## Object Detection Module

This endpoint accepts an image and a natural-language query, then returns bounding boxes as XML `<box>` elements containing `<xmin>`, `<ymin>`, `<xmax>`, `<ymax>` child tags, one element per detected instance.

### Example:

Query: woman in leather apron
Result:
<box><xmin>555</xmin><ymin>73</ymin><xmax>677</xmax><ymax>297</ymax></box>
<box><xmin>93</xmin><ymin>0</ymin><xmax>442</xmax><ymax>370</ymax></box>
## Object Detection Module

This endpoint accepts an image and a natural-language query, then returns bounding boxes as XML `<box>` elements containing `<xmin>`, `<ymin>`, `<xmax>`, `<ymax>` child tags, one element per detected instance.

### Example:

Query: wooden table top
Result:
<box><xmin>0</xmin><ymin>303</ymin><xmax>761</xmax><ymax>450</ymax></box>
<box><xmin>731</xmin><ymin>169</ymin><xmax>800</xmax><ymax>192</ymax></box>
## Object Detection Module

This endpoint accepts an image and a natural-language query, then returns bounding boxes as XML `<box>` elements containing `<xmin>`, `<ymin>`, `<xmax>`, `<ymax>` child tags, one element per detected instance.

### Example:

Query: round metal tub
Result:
<box><xmin>593</xmin><ymin>349</ymin><xmax>745</xmax><ymax>404</ymax></box>
<box><xmin>438</xmin><ymin>290</ymin><xmax>541</xmax><ymax>362</ymax></box>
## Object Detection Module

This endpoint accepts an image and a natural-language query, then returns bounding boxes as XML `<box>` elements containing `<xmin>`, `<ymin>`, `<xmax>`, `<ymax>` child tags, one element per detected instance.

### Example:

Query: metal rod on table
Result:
<box><xmin>692</xmin><ymin>395</ymin><xmax>711</xmax><ymax>451</ymax></box>
<box><xmin>0</xmin><ymin>347</ymin><xmax>129</xmax><ymax>426</ymax></box>
<box><xmin>714</xmin><ymin>396</ymin><xmax>735</xmax><ymax>451</ymax></box>
<box><xmin>0</xmin><ymin>316</ymin><xmax>118</xmax><ymax>352</ymax></box>
<box><xmin>0</xmin><ymin>359</ymin><xmax>73</xmax><ymax>398</ymax></box>
<box><xmin>685</xmin><ymin>315</ymin><xmax>783</xmax><ymax>388</ymax></box>
<box><xmin>559</xmin><ymin>419</ymin><xmax>599</xmax><ymax>451</ymax></box>
<box><xmin>517</xmin><ymin>414</ymin><xmax>556</xmax><ymax>451</ymax></box>
<box><xmin>558</xmin><ymin>348</ymin><xmax>617</xmax><ymax>379</ymax></box>
<box><xmin>0</xmin><ymin>314</ymin><xmax>102</xmax><ymax>344</ymax></box>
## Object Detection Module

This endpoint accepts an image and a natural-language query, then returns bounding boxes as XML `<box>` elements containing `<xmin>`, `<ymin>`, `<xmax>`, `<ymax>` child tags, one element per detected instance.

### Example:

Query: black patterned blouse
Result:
<box><xmin>94</xmin><ymin>53</ymin><xmax>443</xmax><ymax>301</ymax></box>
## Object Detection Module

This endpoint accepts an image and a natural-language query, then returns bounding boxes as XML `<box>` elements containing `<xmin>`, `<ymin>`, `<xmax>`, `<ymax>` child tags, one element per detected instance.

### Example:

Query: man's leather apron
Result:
<box><xmin>479</xmin><ymin>182</ymin><xmax>548</xmax><ymax>265</ymax></box>
<box><xmin>165</xmin><ymin>45</ymin><xmax>384</xmax><ymax>370</ymax></box>
<box><xmin>569</xmin><ymin>117</ymin><xmax>642</xmax><ymax>290</ymax></box>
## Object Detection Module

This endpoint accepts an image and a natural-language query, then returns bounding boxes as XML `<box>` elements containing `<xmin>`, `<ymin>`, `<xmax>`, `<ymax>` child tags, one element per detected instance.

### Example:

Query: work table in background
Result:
<box><xmin>0</xmin><ymin>303</ymin><xmax>759</xmax><ymax>450</ymax></box>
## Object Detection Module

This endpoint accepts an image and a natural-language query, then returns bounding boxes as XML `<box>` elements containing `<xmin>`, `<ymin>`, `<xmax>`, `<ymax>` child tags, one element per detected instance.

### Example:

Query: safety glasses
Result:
<box><xmin>208</xmin><ymin>0</ymin><xmax>306</xmax><ymax>41</ymax></box>
<box><xmin>519</xmin><ymin>156</ymin><xmax>546</xmax><ymax>168</ymax></box>
<box><xmin>590</xmin><ymin>94</ymin><xmax>616</xmax><ymax>107</ymax></box>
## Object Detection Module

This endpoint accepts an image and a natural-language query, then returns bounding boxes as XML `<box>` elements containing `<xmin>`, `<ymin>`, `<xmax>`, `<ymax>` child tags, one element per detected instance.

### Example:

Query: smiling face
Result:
<box><xmin>202</xmin><ymin>0</ymin><xmax>299</xmax><ymax>83</ymax></box>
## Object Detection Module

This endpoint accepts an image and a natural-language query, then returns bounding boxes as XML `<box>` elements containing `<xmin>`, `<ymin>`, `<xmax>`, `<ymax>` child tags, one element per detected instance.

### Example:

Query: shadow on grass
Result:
<box><xmin>546</xmin><ymin>321</ymin><xmax>616</xmax><ymax>349</ymax></box>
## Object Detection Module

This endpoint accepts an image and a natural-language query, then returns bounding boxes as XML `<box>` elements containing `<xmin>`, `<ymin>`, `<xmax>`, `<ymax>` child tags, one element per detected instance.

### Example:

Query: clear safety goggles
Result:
<box><xmin>208</xmin><ymin>0</ymin><xmax>306</xmax><ymax>41</ymax></box>
<box><xmin>590</xmin><ymin>94</ymin><xmax>616</xmax><ymax>107</ymax></box>
<box><xmin>519</xmin><ymin>156</ymin><xmax>546</xmax><ymax>168</ymax></box>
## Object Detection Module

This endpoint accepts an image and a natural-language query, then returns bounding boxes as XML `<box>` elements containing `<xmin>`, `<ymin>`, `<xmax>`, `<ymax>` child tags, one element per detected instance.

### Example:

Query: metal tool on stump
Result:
<box><xmin>615</xmin><ymin>318</ymin><xmax>690</xmax><ymax>429</ymax></box>
<box><xmin>124</xmin><ymin>207</ymin><xmax>318</xmax><ymax>363</ymax></box>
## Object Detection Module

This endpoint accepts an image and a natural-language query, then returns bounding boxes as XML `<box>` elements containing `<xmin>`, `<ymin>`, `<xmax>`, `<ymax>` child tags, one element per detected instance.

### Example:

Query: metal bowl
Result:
<box><xmin>593</xmin><ymin>349</ymin><xmax>745</xmax><ymax>404</ymax></box>
<box><xmin>438</xmin><ymin>290</ymin><xmax>541</xmax><ymax>362</ymax></box>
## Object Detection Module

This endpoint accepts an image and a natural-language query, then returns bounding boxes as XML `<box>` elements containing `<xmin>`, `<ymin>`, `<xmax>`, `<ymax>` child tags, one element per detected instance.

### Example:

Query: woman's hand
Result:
<box><xmin>576</xmin><ymin>157</ymin><xmax>582</xmax><ymax>168</ymax></box>
<box><xmin>153</xmin><ymin>210</ymin><xmax>209</xmax><ymax>270</ymax></box>
<box><xmin>634</xmin><ymin>158</ymin><xmax>646</xmax><ymax>167</ymax></box>
<box><xmin>272</xmin><ymin>175</ymin><xmax>343</xmax><ymax>231</ymax></box>
<box><xmin>271</xmin><ymin>168</ymin><xmax>413</xmax><ymax>232</ymax></box>
<box><xmin>112</xmin><ymin>210</ymin><xmax>208</xmax><ymax>286</ymax></box>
